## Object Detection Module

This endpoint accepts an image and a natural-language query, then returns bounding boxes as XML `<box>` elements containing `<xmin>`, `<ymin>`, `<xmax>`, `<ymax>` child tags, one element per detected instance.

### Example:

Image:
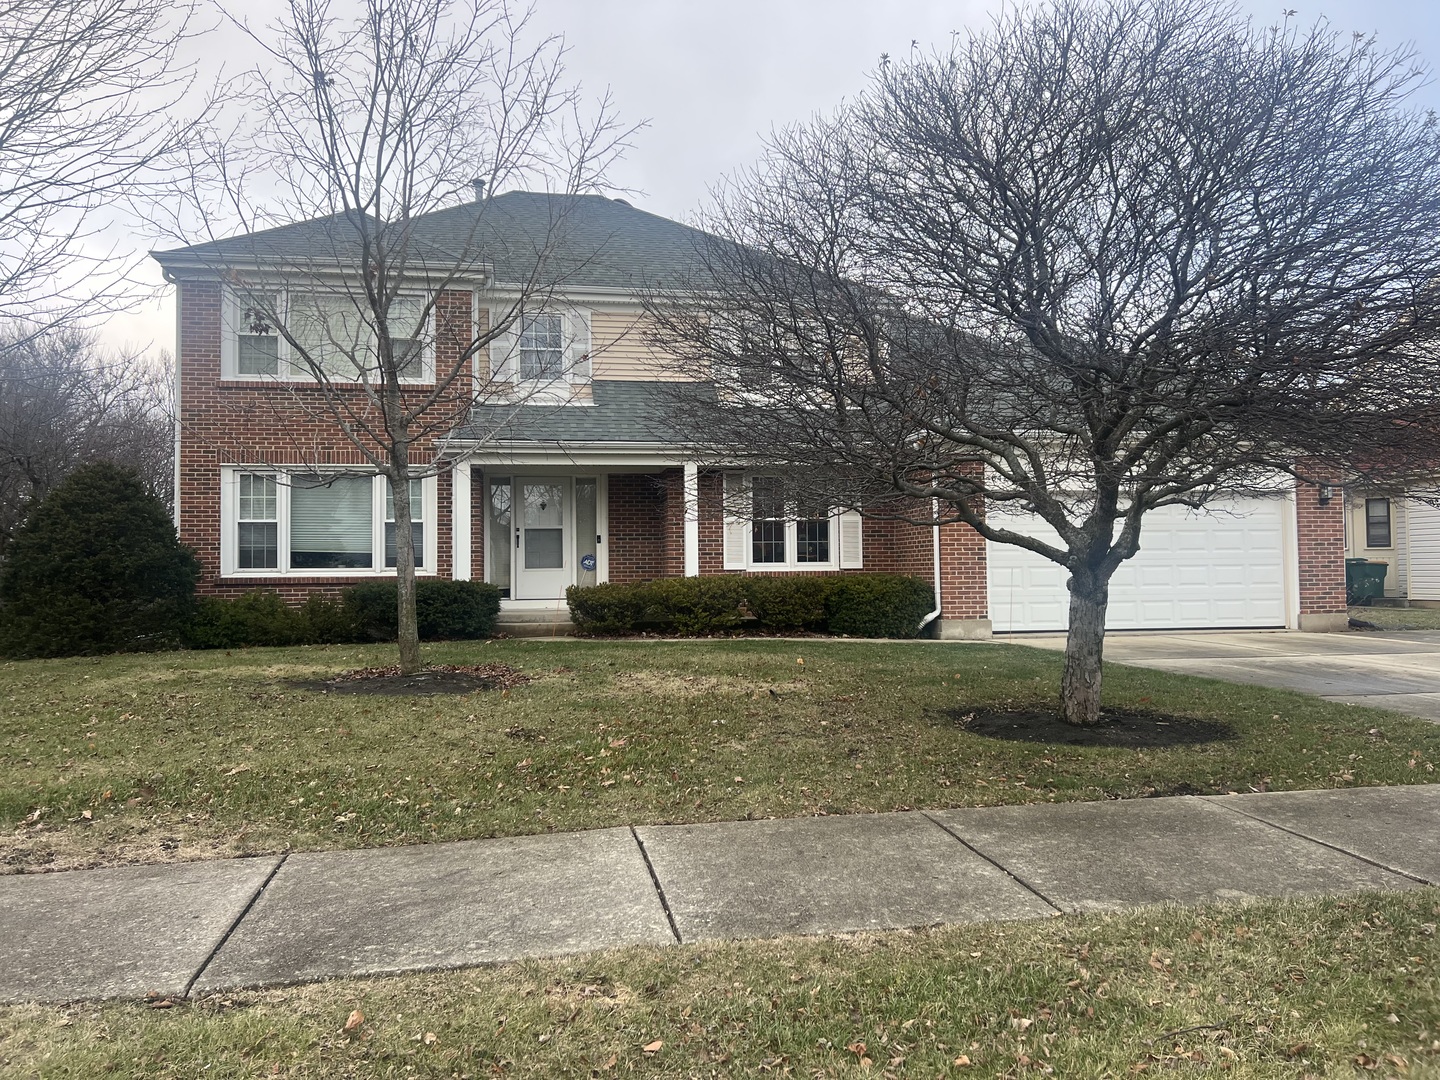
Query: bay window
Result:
<box><xmin>222</xmin><ymin>470</ymin><xmax>435</xmax><ymax>576</ymax></box>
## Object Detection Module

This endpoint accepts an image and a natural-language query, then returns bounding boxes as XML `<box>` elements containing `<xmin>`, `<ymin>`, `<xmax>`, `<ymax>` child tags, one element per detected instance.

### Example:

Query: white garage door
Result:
<box><xmin>987</xmin><ymin>499</ymin><xmax>1289</xmax><ymax>632</ymax></box>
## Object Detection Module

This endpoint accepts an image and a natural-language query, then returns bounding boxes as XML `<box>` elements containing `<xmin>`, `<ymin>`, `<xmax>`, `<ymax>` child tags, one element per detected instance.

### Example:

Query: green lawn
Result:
<box><xmin>4</xmin><ymin>639</ymin><xmax>1440</xmax><ymax>873</ymax></box>
<box><xmin>2</xmin><ymin>890</ymin><xmax>1437</xmax><ymax>1078</ymax></box>
<box><xmin>1351</xmin><ymin>605</ymin><xmax>1440</xmax><ymax>631</ymax></box>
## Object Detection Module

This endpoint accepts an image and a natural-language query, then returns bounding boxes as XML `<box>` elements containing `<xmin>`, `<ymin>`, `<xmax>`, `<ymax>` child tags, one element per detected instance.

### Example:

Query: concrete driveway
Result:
<box><xmin>1011</xmin><ymin>629</ymin><xmax>1440</xmax><ymax>722</ymax></box>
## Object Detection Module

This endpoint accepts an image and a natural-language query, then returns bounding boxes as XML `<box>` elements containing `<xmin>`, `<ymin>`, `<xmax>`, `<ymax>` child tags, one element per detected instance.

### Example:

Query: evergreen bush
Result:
<box><xmin>343</xmin><ymin>579</ymin><xmax>501</xmax><ymax>641</ymax></box>
<box><xmin>0</xmin><ymin>462</ymin><xmax>199</xmax><ymax>657</ymax></box>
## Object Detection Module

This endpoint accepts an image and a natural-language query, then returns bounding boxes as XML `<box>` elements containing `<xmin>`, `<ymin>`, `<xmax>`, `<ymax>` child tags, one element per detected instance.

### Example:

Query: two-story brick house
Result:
<box><xmin>153</xmin><ymin>190</ymin><xmax>1350</xmax><ymax>637</ymax></box>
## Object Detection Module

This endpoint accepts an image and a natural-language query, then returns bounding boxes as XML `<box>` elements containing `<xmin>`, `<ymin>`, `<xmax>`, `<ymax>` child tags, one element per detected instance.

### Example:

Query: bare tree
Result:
<box><xmin>647</xmin><ymin>0</ymin><xmax>1440</xmax><ymax>724</ymax></box>
<box><xmin>0</xmin><ymin>325</ymin><xmax>173</xmax><ymax>546</ymax></box>
<box><xmin>0</xmin><ymin>0</ymin><xmax>204</xmax><ymax>334</ymax></box>
<box><xmin>162</xmin><ymin>0</ymin><xmax>634</xmax><ymax>673</ymax></box>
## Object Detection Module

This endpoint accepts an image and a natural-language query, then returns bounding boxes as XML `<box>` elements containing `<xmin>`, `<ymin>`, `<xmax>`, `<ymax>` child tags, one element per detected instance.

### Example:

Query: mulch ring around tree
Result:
<box><xmin>947</xmin><ymin>705</ymin><xmax>1233</xmax><ymax>748</ymax></box>
<box><xmin>288</xmin><ymin>663</ymin><xmax>531</xmax><ymax>696</ymax></box>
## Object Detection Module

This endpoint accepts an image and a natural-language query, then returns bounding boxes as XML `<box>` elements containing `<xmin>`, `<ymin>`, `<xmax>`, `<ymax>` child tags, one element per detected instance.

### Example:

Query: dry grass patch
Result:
<box><xmin>1</xmin><ymin>890</ymin><xmax>1437</xmax><ymax>1077</ymax></box>
<box><xmin>5</xmin><ymin>639</ymin><xmax>1440</xmax><ymax>873</ymax></box>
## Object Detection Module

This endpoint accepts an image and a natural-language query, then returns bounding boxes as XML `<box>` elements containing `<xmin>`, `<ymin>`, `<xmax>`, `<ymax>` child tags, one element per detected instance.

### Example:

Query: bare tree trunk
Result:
<box><xmin>1061</xmin><ymin>576</ymin><xmax>1109</xmax><ymax>726</ymax></box>
<box><xmin>390</xmin><ymin>454</ymin><xmax>422</xmax><ymax>675</ymax></box>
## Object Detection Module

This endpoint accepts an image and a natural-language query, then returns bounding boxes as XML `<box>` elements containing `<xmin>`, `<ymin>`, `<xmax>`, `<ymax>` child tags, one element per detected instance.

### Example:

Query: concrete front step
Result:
<box><xmin>495</xmin><ymin>609</ymin><xmax>575</xmax><ymax>638</ymax></box>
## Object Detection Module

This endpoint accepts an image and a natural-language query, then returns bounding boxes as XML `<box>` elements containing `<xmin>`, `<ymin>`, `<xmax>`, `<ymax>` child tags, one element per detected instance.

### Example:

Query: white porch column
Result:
<box><xmin>683</xmin><ymin>461</ymin><xmax>700</xmax><ymax>577</ymax></box>
<box><xmin>452</xmin><ymin>459</ymin><xmax>472</xmax><ymax>580</ymax></box>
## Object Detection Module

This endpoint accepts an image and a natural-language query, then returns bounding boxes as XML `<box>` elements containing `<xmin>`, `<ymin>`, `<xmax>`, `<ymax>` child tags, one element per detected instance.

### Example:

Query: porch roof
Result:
<box><xmin>452</xmin><ymin>380</ymin><xmax>708</xmax><ymax>447</ymax></box>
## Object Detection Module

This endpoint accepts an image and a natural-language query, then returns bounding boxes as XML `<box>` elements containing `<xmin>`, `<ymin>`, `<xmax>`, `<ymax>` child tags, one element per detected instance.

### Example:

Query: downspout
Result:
<box><xmin>917</xmin><ymin>497</ymin><xmax>943</xmax><ymax>634</ymax></box>
<box><xmin>164</xmin><ymin>267</ymin><xmax>182</xmax><ymax>531</ymax></box>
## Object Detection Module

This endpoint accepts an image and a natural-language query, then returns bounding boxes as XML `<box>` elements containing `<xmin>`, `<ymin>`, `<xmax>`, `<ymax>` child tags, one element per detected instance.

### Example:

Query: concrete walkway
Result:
<box><xmin>3</xmin><ymin>785</ymin><xmax>1439</xmax><ymax>1003</ymax></box>
<box><xmin>1013</xmin><ymin>629</ymin><xmax>1440</xmax><ymax>722</ymax></box>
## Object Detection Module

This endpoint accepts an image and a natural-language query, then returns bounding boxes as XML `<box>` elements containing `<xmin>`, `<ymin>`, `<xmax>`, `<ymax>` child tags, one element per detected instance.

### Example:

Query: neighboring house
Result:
<box><xmin>152</xmin><ymin>191</ymin><xmax>1351</xmax><ymax>636</ymax></box>
<box><xmin>1344</xmin><ymin>489</ymin><xmax>1440</xmax><ymax>606</ymax></box>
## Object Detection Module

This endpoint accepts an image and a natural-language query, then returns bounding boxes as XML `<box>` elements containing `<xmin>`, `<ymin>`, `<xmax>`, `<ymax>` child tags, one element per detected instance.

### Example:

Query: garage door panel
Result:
<box><xmin>988</xmin><ymin>499</ymin><xmax>1289</xmax><ymax>632</ymax></box>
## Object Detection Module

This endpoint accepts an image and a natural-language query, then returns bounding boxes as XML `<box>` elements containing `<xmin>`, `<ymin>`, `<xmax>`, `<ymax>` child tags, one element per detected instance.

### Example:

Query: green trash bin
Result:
<box><xmin>1346</xmin><ymin>558</ymin><xmax>1388</xmax><ymax>605</ymax></box>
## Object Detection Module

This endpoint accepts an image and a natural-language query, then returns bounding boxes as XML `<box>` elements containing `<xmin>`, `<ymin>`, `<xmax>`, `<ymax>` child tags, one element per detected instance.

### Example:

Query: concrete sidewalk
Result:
<box><xmin>1013</xmin><ymin>629</ymin><xmax>1440</xmax><ymax>722</ymax></box>
<box><xmin>3</xmin><ymin>785</ymin><xmax>1438</xmax><ymax>1003</ymax></box>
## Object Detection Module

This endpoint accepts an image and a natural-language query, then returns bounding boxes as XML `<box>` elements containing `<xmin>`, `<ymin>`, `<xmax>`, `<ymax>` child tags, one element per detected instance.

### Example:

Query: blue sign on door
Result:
<box><xmin>580</xmin><ymin>554</ymin><xmax>597</xmax><ymax>572</ymax></box>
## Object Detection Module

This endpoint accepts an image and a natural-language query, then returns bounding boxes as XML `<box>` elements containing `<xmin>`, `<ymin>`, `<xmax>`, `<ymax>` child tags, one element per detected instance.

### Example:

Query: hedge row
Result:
<box><xmin>185</xmin><ymin>580</ymin><xmax>502</xmax><ymax>649</ymax></box>
<box><xmin>566</xmin><ymin>574</ymin><xmax>935</xmax><ymax>638</ymax></box>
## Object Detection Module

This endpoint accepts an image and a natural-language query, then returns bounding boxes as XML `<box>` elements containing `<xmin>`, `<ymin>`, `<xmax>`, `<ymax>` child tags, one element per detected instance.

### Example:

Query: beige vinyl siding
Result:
<box><xmin>590</xmin><ymin>309</ymin><xmax>688</xmax><ymax>380</ymax></box>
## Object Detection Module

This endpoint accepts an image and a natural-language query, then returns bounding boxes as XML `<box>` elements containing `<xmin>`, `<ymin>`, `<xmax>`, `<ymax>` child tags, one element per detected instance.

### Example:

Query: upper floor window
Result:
<box><xmin>518</xmin><ymin>313</ymin><xmax>566</xmax><ymax>381</ymax></box>
<box><xmin>1365</xmin><ymin>497</ymin><xmax>1392</xmax><ymax>548</ymax></box>
<box><xmin>222</xmin><ymin>287</ymin><xmax>432</xmax><ymax>383</ymax></box>
<box><xmin>488</xmin><ymin>305</ymin><xmax>590</xmax><ymax>392</ymax></box>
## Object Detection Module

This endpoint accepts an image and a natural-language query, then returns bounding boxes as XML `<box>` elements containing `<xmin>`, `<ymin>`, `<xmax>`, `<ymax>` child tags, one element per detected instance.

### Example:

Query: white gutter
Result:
<box><xmin>917</xmin><ymin>497</ymin><xmax>943</xmax><ymax>634</ymax></box>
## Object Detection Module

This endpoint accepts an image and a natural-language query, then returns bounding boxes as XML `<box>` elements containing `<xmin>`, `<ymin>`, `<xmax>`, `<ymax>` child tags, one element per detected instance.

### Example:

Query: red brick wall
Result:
<box><xmin>1296</xmin><ymin>474</ymin><xmax>1347</xmax><ymax>616</ymax></box>
<box><xmin>606</xmin><ymin>472</ymin><xmax>675</xmax><ymax>584</ymax></box>
<box><xmin>177</xmin><ymin>280</ymin><xmax>469</xmax><ymax>596</ymax></box>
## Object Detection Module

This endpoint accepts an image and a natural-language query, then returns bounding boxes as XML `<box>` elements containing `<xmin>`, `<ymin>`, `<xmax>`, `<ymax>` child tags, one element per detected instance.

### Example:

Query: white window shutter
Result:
<box><xmin>839</xmin><ymin>510</ymin><xmax>864</xmax><ymax>568</ymax></box>
<box><xmin>567</xmin><ymin>307</ymin><xmax>592</xmax><ymax>382</ymax></box>
<box><xmin>723</xmin><ymin>472</ymin><xmax>748</xmax><ymax>570</ymax></box>
<box><xmin>487</xmin><ymin>306</ymin><xmax>518</xmax><ymax>382</ymax></box>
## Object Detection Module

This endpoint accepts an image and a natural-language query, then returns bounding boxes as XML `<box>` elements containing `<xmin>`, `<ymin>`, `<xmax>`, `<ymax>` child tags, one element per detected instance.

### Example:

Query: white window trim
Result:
<box><xmin>219</xmin><ymin>467</ymin><xmax>438</xmax><ymax>578</ymax></box>
<box><xmin>487</xmin><ymin>304</ymin><xmax>593</xmax><ymax>402</ymax></box>
<box><xmin>220</xmin><ymin>285</ymin><xmax>437</xmax><ymax>385</ymax></box>
<box><xmin>723</xmin><ymin>473</ymin><xmax>847</xmax><ymax>572</ymax></box>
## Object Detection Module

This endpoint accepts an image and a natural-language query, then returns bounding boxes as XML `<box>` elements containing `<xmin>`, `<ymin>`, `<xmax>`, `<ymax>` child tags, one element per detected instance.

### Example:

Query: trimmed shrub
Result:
<box><xmin>343</xmin><ymin>579</ymin><xmax>501</xmax><ymax>641</ymax></box>
<box><xmin>825</xmin><ymin>575</ymin><xmax>936</xmax><ymax>638</ymax></box>
<box><xmin>567</xmin><ymin>573</ymin><xmax>935</xmax><ymax>638</ymax></box>
<box><xmin>0</xmin><ymin>463</ymin><xmax>199</xmax><ymax>657</ymax></box>
<box><xmin>745</xmin><ymin>575</ymin><xmax>838</xmax><ymax>631</ymax></box>
<box><xmin>185</xmin><ymin>591</ymin><xmax>360</xmax><ymax>649</ymax></box>
<box><xmin>645</xmin><ymin>576</ymin><xmax>749</xmax><ymax>635</ymax></box>
<box><xmin>566</xmin><ymin>581</ymin><xmax>651</xmax><ymax>634</ymax></box>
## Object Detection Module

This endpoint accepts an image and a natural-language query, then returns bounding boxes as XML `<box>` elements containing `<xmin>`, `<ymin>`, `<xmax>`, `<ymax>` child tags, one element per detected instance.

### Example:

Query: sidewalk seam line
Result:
<box><xmin>630</xmin><ymin>827</ymin><xmax>682</xmax><ymax>944</ymax></box>
<box><xmin>1203</xmin><ymin>799</ymin><xmax>1435</xmax><ymax>886</ymax></box>
<box><xmin>183</xmin><ymin>854</ymin><xmax>288</xmax><ymax>999</ymax></box>
<box><xmin>920</xmin><ymin>811</ymin><xmax>1064</xmax><ymax>915</ymax></box>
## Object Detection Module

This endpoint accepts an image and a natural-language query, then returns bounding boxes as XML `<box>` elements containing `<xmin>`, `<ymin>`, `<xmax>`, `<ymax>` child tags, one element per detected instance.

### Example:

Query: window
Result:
<box><xmin>224</xmin><ymin>287</ymin><xmax>431</xmax><ymax>382</ymax></box>
<box><xmin>518</xmin><ymin>312</ymin><xmax>565</xmax><ymax>381</ymax></box>
<box><xmin>385</xmin><ymin>479</ymin><xmax>424</xmax><ymax>568</ymax></box>
<box><xmin>237</xmin><ymin>296</ymin><xmax>280</xmax><ymax>377</ymax></box>
<box><xmin>750</xmin><ymin>476</ymin><xmax>788</xmax><ymax>564</ymax></box>
<box><xmin>237</xmin><ymin>474</ymin><xmax>278</xmax><ymax>568</ymax></box>
<box><xmin>290</xmin><ymin>474</ymin><xmax>374</xmax><ymax>568</ymax></box>
<box><xmin>1366</xmin><ymin>498</ymin><xmax>1392</xmax><ymax>548</ymax></box>
<box><xmin>223</xmin><ymin>470</ymin><xmax>434</xmax><ymax>576</ymax></box>
<box><xmin>795</xmin><ymin>495</ymin><xmax>831</xmax><ymax>564</ymax></box>
<box><xmin>488</xmin><ymin>306</ymin><xmax>591</xmax><ymax>389</ymax></box>
<box><xmin>723</xmin><ymin>473</ymin><xmax>859</xmax><ymax>571</ymax></box>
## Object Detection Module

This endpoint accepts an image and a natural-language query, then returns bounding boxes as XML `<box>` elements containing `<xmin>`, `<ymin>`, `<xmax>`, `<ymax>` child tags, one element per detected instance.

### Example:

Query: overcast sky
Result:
<box><xmin>104</xmin><ymin>0</ymin><xmax>1440</xmax><ymax>356</ymax></box>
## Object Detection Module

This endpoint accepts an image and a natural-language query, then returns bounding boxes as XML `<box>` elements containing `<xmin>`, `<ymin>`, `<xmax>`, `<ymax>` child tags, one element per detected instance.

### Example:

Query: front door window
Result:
<box><xmin>522</xmin><ymin>482</ymin><xmax>565</xmax><ymax>569</ymax></box>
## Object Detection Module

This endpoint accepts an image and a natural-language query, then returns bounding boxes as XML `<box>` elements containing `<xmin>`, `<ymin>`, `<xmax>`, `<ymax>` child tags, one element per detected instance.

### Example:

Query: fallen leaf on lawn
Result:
<box><xmin>80</xmin><ymin>809</ymin><xmax>92</xmax><ymax>820</ymax></box>
<box><xmin>1010</xmin><ymin>1017</ymin><xmax>1033</xmax><ymax>1031</ymax></box>
<box><xmin>642</xmin><ymin>1039</ymin><xmax>663</xmax><ymax>1054</ymax></box>
<box><xmin>224</xmin><ymin>763</ymin><xmax>251</xmax><ymax>776</ymax></box>
<box><xmin>603</xmin><ymin>1053</ymin><xmax>618</xmax><ymax>1070</ymax></box>
<box><xmin>342</xmin><ymin>1009</ymin><xmax>364</xmax><ymax>1034</ymax></box>
<box><xmin>423</xmin><ymin>1031</ymin><xmax>437</xmax><ymax>1046</ymax></box>
<box><xmin>846</xmin><ymin>1042</ymin><xmax>868</xmax><ymax>1056</ymax></box>
<box><xmin>954</xmin><ymin>1055</ymin><xmax>972</xmax><ymax>1067</ymax></box>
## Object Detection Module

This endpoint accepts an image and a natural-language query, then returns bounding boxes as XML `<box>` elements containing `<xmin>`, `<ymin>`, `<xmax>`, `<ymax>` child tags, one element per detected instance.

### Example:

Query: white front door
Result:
<box><xmin>514</xmin><ymin>477</ymin><xmax>571</xmax><ymax>599</ymax></box>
